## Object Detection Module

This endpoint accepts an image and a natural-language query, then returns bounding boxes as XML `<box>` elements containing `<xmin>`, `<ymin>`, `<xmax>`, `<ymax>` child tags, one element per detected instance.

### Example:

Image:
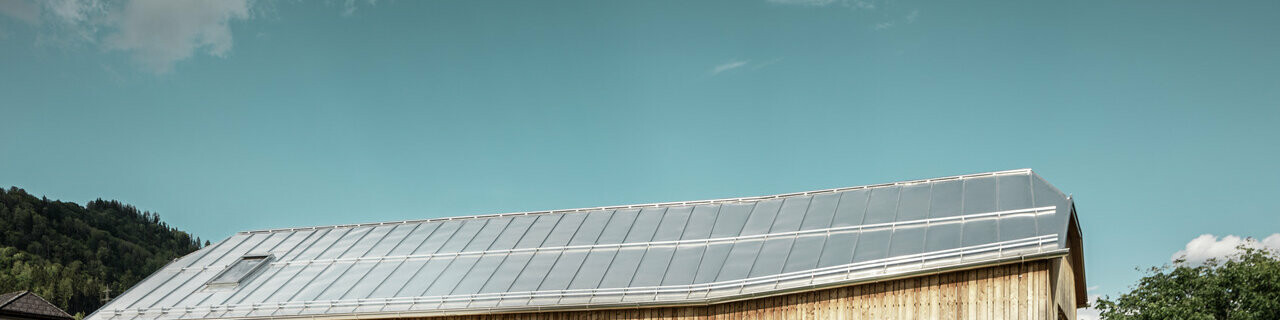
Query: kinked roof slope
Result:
<box><xmin>88</xmin><ymin>169</ymin><xmax>1084</xmax><ymax>320</ymax></box>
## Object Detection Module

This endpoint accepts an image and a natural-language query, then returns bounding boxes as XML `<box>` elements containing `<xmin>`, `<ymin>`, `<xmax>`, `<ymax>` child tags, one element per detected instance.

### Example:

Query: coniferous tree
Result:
<box><xmin>0</xmin><ymin>187</ymin><xmax>203</xmax><ymax>316</ymax></box>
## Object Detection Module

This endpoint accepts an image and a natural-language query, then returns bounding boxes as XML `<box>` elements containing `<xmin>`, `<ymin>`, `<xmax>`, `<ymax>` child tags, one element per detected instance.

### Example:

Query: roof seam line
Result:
<box><xmin>167</xmin><ymin>207</ymin><xmax>1056</xmax><ymax>273</ymax></box>
<box><xmin>238</xmin><ymin>169</ymin><xmax>1035</xmax><ymax>235</ymax></box>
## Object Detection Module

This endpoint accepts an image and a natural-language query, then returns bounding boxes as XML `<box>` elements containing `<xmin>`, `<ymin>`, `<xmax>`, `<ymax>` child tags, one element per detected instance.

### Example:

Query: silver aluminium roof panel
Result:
<box><xmin>88</xmin><ymin>169</ymin><xmax>1076</xmax><ymax>320</ymax></box>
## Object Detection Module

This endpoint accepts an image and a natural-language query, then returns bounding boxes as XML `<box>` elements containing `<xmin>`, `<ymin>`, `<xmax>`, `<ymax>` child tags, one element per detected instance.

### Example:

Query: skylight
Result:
<box><xmin>207</xmin><ymin>254</ymin><xmax>270</xmax><ymax>287</ymax></box>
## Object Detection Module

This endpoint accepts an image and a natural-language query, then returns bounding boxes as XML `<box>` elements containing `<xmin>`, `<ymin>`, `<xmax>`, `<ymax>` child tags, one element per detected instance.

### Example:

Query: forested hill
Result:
<box><xmin>0</xmin><ymin>187</ymin><xmax>205</xmax><ymax>318</ymax></box>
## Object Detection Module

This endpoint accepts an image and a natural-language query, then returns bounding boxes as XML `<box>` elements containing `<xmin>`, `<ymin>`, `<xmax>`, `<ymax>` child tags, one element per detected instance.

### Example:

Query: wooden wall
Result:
<box><xmin>402</xmin><ymin>260</ymin><xmax>1065</xmax><ymax>320</ymax></box>
<box><xmin>1050</xmin><ymin>256</ymin><xmax>1080</xmax><ymax>320</ymax></box>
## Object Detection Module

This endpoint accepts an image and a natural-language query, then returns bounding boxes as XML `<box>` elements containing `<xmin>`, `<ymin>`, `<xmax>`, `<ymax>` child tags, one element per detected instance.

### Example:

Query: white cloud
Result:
<box><xmin>103</xmin><ymin>0</ymin><xmax>252</xmax><ymax>74</ymax></box>
<box><xmin>1265</xmin><ymin>233</ymin><xmax>1280</xmax><ymax>249</ymax></box>
<box><xmin>1076</xmin><ymin>234</ymin><xmax>1278</xmax><ymax>319</ymax></box>
<box><xmin>1172</xmin><ymin>233</ymin><xmax>1280</xmax><ymax>265</ymax></box>
<box><xmin>711</xmin><ymin>60</ymin><xmax>750</xmax><ymax>75</ymax></box>
<box><xmin>0</xmin><ymin>0</ymin><xmax>43</xmax><ymax>25</ymax></box>
<box><xmin>1</xmin><ymin>0</ymin><xmax>263</xmax><ymax>74</ymax></box>
<box><xmin>1077</xmin><ymin>293</ymin><xmax>1102</xmax><ymax>320</ymax></box>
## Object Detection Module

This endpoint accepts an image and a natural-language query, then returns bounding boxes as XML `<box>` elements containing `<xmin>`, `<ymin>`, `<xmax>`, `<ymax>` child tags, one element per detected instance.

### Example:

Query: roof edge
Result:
<box><xmin>1028</xmin><ymin>170</ymin><xmax>1070</xmax><ymax>200</ymax></box>
<box><xmin>239</xmin><ymin>168</ymin><xmax>1037</xmax><ymax>235</ymax></box>
<box><xmin>163</xmin><ymin>249</ymin><xmax>1070</xmax><ymax>320</ymax></box>
<box><xmin>0</xmin><ymin>291</ymin><xmax>26</xmax><ymax>309</ymax></box>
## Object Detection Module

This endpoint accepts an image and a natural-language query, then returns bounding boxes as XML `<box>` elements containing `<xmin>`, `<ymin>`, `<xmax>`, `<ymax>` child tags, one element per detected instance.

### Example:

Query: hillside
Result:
<box><xmin>0</xmin><ymin>187</ymin><xmax>204</xmax><ymax>317</ymax></box>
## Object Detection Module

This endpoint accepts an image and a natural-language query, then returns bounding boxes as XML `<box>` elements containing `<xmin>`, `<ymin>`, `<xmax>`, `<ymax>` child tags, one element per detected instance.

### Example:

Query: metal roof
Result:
<box><xmin>87</xmin><ymin>169</ymin><xmax>1079</xmax><ymax>320</ymax></box>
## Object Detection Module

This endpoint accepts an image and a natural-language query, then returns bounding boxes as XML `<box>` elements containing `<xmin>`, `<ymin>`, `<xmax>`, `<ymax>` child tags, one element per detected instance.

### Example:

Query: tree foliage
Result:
<box><xmin>0</xmin><ymin>187</ymin><xmax>203</xmax><ymax>317</ymax></box>
<box><xmin>1096</xmin><ymin>246</ymin><xmax>1280</xmax><ymax>320</ymax></box>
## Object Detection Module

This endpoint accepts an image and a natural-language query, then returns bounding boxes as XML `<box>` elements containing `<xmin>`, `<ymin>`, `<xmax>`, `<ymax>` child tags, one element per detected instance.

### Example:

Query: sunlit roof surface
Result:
<box><xmin>87</xmin><ymin>169</ymin><xmax>1077</xmax><ymax>320</ymax></box>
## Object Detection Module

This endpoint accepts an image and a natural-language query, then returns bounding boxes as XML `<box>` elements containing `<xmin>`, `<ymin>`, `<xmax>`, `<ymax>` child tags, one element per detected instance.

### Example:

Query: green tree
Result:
<box><xmin>1097</xmin><ymin>246</ymin><xmax>1280</xmax><ymax>320</ymax></box>
<box><xmin>0</xmin><ymin>187</ymin><xmax>204</xmax><ymax>316</ymax></box>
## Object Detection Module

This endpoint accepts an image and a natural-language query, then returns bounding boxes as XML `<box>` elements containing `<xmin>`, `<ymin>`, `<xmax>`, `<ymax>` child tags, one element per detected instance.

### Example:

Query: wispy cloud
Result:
<box><xmin>710</xmin><ymin>58</ymin><xmax>785</xmax><ymax>76</ymax></box>
<box><xmin>1173</xmin><ymin>233</ymin><xmax>1280</xmax><ymax>265</ymax></box>
<box><xmin>340</xmin><ymin>0</ymin><xmax>377</xmax><ymax>17</ymax></box>
<box><xmin>751</xmin><ymin>57</ymin><xmax>784</xmax><ymax>70</ymax></box>
<box><xmin>767</xmin><ymin>0</ymin><xmax>874</xmax><ymax>9</ymax></box>
<box><xmin>765</xmin><ymin>0</ymin><xmax>919</xmax><ymax>31</ymax></box>
<box><xmin>766</xmin><ymin>0</ymin><xmax>837</xmax><ymax>6</ymax></box>
<box><xmin>710</xmin><ymin>60</ymin><xmax>750</xmax><ymax>75</ymax></box>
<box><xmin>872</xmin><ymin>9</ymin><xmax>919</xmax><ymax>30</ymax></box>
<box><xmin>0</xmin><ymin>0</ymin><xmax>370</xmax><ymax>74</ymax></box>
<box><xmin>23</xmin><ymin>0</ymin><xmax>108</xmax><ymax>46</ymax></box>
<box><xmin>0</xmin><ymin>0</ymin><xmax>256</xmax><ymax>74</ymax></box>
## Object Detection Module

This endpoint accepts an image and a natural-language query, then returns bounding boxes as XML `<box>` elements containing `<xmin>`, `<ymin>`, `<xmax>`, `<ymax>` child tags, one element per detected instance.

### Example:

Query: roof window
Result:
<box><xmin>207</xmin><ymin>254</ymin><xmax>271</xmax><ymax>287</ymax></box>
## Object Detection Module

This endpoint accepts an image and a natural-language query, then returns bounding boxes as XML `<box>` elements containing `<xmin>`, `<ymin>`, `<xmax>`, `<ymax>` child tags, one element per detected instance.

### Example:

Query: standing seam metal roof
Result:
<box><xmin>87</xmin><ymin>169</ymin><xmax>1080</xmax><ymax>320</ymax></box>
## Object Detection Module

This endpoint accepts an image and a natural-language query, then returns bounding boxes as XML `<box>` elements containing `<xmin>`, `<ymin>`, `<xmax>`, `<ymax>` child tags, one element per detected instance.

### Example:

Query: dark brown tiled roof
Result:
<box><xmin>0</xmin><ymin>291</ymin><xmax>75</xmax><ymax>320</ymax></box>
<box><xmin>0</xmin><ymin>291</ymin><xmax>23</xmax><ymax>306</ymax></box>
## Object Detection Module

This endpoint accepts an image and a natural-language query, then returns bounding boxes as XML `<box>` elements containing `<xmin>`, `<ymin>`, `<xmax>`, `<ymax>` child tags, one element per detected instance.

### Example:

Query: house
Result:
<box><xmin>87</xmin><ymin>169</ymin><xmax>1086</xmax><ymax>319</ymax></box>
<box><xmin>0</xmin><ymin>291</ymin><xmax>75</xmax><ymax>320</ymax></box>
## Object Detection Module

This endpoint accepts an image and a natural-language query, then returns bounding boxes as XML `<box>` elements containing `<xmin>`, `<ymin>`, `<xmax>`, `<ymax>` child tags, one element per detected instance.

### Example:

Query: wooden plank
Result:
<box><xmin>401</xmin><ymin>261</ymin><xmax>1061</xmax><ymax>320</ymax></box>
<box><xmin>979</xmin><ymin>267</ymin><xmax>990</xmax><ymax>320</ymax></box>
<box><xmin>1019</xmin><ymin>263</ymin><xmax>1027</xmax><ymax>320</ymax></box>
<box><xmin>1024</xmin><ymin>263</ymin><xmax>1034</xmax><ymax>320</ymax></box>
<box><xmin>996</xmin><ymin>264</ymin><xmax>1005</xmax><ymax>320</ymax></box>
<box><xmin>839</xmin><ymin>284</ymin><xmax>849</xmax><ymax>320</ymax></box>
<box><xmin>929</xmin><ymin>274</ymin><xmax>940</xmax><ymax>320</ymax></box>
<box><xmin>941</xmin><ymin>272</ymin><xmax>954</xmax><ymax>320</ymax></box>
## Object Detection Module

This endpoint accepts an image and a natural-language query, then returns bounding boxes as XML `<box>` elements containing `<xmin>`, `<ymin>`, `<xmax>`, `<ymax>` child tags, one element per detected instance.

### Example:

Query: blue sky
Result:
<box><xmin>2</xmin><ymin>0</ymin><xmax>1279</xmax><ymax>310</ymax></box>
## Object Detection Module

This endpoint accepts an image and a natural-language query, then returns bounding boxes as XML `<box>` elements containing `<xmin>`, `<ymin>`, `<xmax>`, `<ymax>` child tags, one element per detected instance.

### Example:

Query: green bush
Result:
<box><xmin>1097</xmin><ymin>245</ymin><xmax>1280</xmax><ymax>320</ymax></box>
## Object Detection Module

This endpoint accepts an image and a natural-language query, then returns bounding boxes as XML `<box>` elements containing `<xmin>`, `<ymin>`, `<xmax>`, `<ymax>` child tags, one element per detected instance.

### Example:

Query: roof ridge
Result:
<box><xmin>177</xmin><ymin>206</ymin><xmax>1055</xmax><ymax>272</ymax></box>
<box><xmin>24</xmin><ymin>291</ymin><xmax>74</xmax><ymax>318</ymax></box>
<box><xmin>0</xmin><ymin>291</ymin><xmax>27</xmax><ymax>309</ymax></box>
<box><xmin>237</xmin><ymin>168</ymin><xmax>1035</xmax><ymax>235</ymax></box>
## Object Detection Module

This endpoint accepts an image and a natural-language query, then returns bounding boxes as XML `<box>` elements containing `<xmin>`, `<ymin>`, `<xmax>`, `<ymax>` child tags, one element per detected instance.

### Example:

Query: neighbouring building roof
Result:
<box><xmin>87</xmin><ymin>169</ymin><xmax>1084</xmax><ymax>320</ymax></box>
<box><xmin>0</xmin><ymin>291</ymin><xmax>76</xmax><ymax>320</ymax></box>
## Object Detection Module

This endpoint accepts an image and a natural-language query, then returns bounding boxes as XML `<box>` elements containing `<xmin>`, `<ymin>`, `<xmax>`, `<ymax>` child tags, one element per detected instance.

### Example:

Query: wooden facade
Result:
<box><xmin>400</xmin><ymin>257</ymin><xmax>1079</xmax><ymax>320</ymax></box>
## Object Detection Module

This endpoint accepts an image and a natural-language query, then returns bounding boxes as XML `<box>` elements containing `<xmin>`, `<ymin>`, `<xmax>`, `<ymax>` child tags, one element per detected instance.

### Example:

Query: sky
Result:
<box><xmin>2</xmin><ymin>0</ymin><xmax>1279</xmax><ymax>316</ymax></box>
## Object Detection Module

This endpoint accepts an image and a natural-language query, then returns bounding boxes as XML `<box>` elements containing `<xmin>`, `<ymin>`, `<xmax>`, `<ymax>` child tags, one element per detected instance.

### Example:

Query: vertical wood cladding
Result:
<box><xmin>400</xmin><ymin>260</ymin><xmax>1066</xmax><ymax>320</ymax></box>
